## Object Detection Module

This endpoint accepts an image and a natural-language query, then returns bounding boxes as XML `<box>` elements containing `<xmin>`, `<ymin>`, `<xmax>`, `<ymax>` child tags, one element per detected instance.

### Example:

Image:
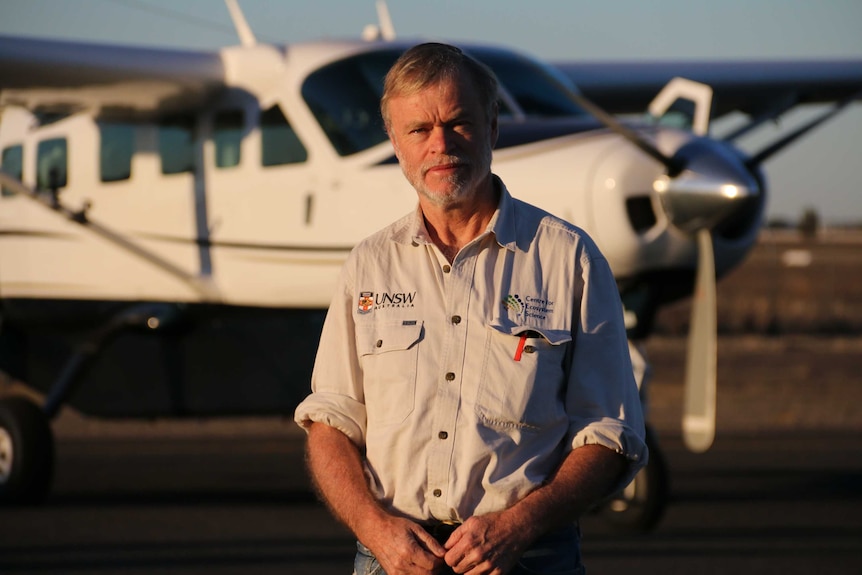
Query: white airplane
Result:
<box><xmin>0</xmin><ymin>1</ymin><xmax>860</xmax><ymax>531</ymax></box>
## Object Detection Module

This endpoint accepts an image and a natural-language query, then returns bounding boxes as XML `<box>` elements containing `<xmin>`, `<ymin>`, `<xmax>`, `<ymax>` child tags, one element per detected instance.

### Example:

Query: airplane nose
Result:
<box><xmin>651</xmin><ymin>137</ymin><xmax>761</xmax><ymax>235</ymax></box>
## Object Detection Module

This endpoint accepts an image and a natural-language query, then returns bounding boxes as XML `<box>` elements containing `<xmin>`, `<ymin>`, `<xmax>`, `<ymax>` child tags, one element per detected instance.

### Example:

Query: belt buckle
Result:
<box><xmin>427</xmin><ymin>520</ymin><xmax>461</xmax><ymax>542</ymax></box>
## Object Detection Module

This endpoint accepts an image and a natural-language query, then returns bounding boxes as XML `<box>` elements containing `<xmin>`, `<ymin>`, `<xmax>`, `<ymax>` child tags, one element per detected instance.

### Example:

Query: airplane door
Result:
<box><xmin>202</xmin><ymin>93</ymin><xmax>335</xmax><ymax>307</ymax></box>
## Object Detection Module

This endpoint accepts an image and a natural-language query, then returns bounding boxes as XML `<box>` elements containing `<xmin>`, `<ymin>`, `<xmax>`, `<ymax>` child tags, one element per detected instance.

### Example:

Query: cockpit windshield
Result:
<box><xmin>301</xmin><ymin>46</ymin><xmax>587</xmax><ymax>156</ymax></box>
<box><xmin>467</xmin><ymin>47</ymin><xmax>587</xmax><ymax>119</ymax></box>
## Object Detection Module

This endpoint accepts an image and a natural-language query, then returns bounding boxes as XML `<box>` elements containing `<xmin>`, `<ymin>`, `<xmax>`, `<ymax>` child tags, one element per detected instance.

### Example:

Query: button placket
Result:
<box><xmin>426</xmin><ymin>249</ymin><xmax>475</xmax><ymax>518</ymax></box>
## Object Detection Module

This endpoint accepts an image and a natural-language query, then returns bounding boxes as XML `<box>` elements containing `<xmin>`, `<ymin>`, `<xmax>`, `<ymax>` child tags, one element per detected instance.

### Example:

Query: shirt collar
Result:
<box><xmin>391</xmin><ymin>175</ymin><xmax>518</xmax><ymax>253</ymax></box>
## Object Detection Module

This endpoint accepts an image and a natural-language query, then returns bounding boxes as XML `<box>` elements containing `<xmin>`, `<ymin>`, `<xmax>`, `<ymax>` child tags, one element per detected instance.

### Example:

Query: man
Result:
<box><xmin>294</xmin><ymin>42</ymin><xmax>647</xmax><ymax>575</ymax></box>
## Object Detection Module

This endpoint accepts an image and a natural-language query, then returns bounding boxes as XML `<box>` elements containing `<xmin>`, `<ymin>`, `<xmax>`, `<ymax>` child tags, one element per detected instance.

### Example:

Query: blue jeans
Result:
<box><xmin>354</xmin><ymin>523</ymin><xmax>585</xmax><ymax>575</ymax></box>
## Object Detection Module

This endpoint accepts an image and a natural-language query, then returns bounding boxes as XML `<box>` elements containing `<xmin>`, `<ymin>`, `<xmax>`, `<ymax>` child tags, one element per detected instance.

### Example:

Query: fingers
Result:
<box><xmin>442</xmin><ymin>518</ymin><xmax>518</xmax><ymax>575</ymax></box>
<box><xmin>413</xmin><ymin>524</ymin><xmax>447</xmax><ymax>558</ymax></box>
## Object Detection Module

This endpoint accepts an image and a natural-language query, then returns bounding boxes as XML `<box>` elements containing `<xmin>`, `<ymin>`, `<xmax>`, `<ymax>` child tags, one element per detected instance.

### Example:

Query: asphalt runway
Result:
<box><xmin>2</xmin><ymin>335</ymin><xmax>861</xmax><ymax>574</ymax></box>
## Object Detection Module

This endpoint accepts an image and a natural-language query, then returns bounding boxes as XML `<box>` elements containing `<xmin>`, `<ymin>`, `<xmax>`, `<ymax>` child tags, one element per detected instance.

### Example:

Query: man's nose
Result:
<box><xmin>429</xmin><ymin>126</ymin><xmax>455</xmax><ymax>154</ymax></box>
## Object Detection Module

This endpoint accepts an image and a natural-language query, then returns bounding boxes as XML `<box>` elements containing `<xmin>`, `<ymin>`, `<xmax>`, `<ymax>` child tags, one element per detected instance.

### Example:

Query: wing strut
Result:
<box><xmin>0</xmin><ymin>171</ymin><xmax>221</xmax><ymax>302</ymax></box>
<box><xmin>745</xmin><ymin>90</ymin><xmax>862</xmax><ymax>169</ymax></box>
<box><xmin>224</xmin><ymin>0</ymin><xmax>257</xmax><ymax>47</ymax></box>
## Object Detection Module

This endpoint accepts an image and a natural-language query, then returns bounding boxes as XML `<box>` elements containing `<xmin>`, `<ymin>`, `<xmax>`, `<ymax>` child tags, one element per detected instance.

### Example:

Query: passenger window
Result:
<box><xmin>1</xmin><ymin>144</ymin><xmax>23</xmax><ymax>197</ymax></box>
<box><xmin>214</xmin><ymin>109</ymin><xmax>243</xmax><ymax>168</ymax></box>
<box><xmin>159</xmin><ymin>115</ymin><xmax>195</xmax><ymax>175</ymax></box>
<box><xmin>36</xmin><ymin>138</ymin><xmax>67</xmax><ymax>191</ymax></box>
<box><xmin>260</xmin><ymin>105</ymin><xmax>307</xmax><ymax>166</ymax></box>
<box><xmin>99</xmin><ymin>123</ymin><xmax>134</xmax><ymax>182</ymax></box>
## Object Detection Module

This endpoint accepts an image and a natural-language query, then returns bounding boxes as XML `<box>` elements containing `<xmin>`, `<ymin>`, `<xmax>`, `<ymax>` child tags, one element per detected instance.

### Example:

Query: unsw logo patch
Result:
<box><xmin>357</xmin><ymin>290</ymin><xmax>417</xmax><ymax>314</ymax></box>
<box><xmin>357</xmin><ymin>292</ymin><xmax>374</xmax><ymax>314</ymax></box>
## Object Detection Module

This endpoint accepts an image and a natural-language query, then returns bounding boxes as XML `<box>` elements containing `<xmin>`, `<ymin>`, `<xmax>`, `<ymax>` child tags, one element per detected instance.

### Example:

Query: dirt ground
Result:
<box><xmin>645</xmin><ymin>334</ymin><xmax>862</xmax><ymax>435</ymax></box>
<box><xmin>645</xmin><ymin>229</ymin><xmax>862</xmax><ymax>435</ymax></box>
<box><xmin>655</xmin><ymin>228</ymin><xmax>862</xmax><ymax>335</ymax></box>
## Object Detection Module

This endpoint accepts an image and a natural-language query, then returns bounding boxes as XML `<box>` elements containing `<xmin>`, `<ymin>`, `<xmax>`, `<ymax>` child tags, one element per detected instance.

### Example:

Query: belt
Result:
<box><xmin>423</xmin><ymin>520</ymin><xmax>462</xmax><ymax>544</ymax></box>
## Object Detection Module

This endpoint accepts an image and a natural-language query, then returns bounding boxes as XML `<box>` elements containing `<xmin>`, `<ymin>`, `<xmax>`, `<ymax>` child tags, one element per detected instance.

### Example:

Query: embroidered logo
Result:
<box><xmin>357</xmin><ymin>291</ymin><xmax>374</xmax><ymax>314</ymax></box>
<box><xmin>502</xmin><ymin>294</ymin><xmax>524</xmax><ymax>314</ymax></box>
<box><xmin>358</xmin><ymin>290</ymin><xmax>418</xmax><ymax>313</ymax></box>
<box><xmin>502</xmin><ymin>293</ymin><xmax>555</xmax><ymax>321</ymax></box>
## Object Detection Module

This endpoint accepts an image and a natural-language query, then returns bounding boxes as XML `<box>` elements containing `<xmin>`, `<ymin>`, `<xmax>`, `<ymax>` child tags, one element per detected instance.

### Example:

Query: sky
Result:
<box><xmin>1</xmin><ymin>0</ymin><xmax>861</xmax><ymax>223</ymax></box>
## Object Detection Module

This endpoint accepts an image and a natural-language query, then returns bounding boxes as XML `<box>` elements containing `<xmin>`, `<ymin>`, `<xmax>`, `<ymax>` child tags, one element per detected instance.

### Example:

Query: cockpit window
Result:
<box><xmin>301</xmin><ymin>47</ymin><xmax>587</xmax><ymax>156</ymax></box>
<box><xmin>469</xmin><ymin>48</ymin><xmax>587</xmax><ymax>118</ymax></box>
<box><xmin>301</xmin><ymin>51</ymin><xmax>394</xmax><ymax>156</ymax></box>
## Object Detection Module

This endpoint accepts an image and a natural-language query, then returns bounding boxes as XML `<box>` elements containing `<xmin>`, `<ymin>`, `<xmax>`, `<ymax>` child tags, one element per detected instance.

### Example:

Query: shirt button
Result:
<box><xmin>438</xmin><ymin>431</ymin><xmax>448</xmax><ymax>440</ymax></box>
<box><xmin>412</xmin><ymin>240</ymin><xmax>420</xmax><ymax>247</ymax></box>
<box><xmin>451</xmin><ymin>315</ymin><xmax>461</xmax><ymax>325</ymax></box>
<box><xmin>376</xmin><ymin>339</ymin><xmax>383</xmax><ymax>348</ymax></box>
<box><xmin>442</xmin><ymin>265</ymin><xmax>451</xmax><ymax>273</ymax></box>
<box><xmin>445</xmin><ymin>372</ymin><xmax>455</xmax><ymax>381</ymax></box>
<box><xmin>433</xmin><ymin>489</ymin><xmax>442</xmax><ymax>497</ymax></box>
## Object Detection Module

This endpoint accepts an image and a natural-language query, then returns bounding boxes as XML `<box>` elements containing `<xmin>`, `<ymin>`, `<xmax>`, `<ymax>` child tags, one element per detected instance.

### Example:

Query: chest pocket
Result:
<box><xmin>476</xmin><ymin>324</ymin><xmax>571</xmax><ymax>432</ymax></box>
<box><xmin>357</xmin><ymin>321</ymin><xmax>424</xmax><ymax>426</ymax></box>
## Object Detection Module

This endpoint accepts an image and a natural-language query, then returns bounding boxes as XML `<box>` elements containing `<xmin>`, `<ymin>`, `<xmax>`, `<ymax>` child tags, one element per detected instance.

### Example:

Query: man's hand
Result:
<box><xmin>442</xmin><ymin>512</ymin><xmax>526</xmax><ymax>575</ymax></box>
<box><xmin>306</xmin><ymin>423</ymin><xmax>446</xmax><ymax>573</ymax></box>
<box><xmin>365</xmin><ymin>515</ymin><xmax>447</xmax><ymax>575</ymax></box>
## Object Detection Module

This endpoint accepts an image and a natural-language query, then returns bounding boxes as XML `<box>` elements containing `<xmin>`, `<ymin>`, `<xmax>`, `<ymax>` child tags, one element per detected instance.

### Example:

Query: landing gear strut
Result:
<box><xmin>600</xmin><ymin>425</ymin><xmax>669</xmax><ymax>532</ymax></box>
<box><xmin>0</xmin><ymin>303</ymin><xmax>182</xmax><ymax>505</ymax></box>
<box><xmin>597</xmin><ymin>339</ymin><xmax>670</xmax><ymax>532</ymax></box>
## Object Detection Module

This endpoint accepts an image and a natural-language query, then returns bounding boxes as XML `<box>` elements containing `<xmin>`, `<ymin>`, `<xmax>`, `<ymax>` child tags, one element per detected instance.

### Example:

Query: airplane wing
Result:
<box><xmin>553</xmin><ymin>59</ymin><xmax>862</xmax><ymax>119</ymax></box>
<box><xmin>0</xmin><ymin>35</ymin><xmax>226</xmax><ymax>119</ymax></box>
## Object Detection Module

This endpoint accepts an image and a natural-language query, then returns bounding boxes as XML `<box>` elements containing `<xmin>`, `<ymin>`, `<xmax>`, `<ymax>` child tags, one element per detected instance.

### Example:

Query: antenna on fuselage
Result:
<box><xmin>362</xmin><ymin>0</ymin><xmax>396</xmax><ymax>41</ymax></box>
<box><xmin>224</xmin><ymin>0</ymin><xmax>257</xmax><ymax>47</ymax></box>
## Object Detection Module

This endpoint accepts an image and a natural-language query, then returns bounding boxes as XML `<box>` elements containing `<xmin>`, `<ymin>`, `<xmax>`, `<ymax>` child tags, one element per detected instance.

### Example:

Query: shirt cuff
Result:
<box><xmin>569</xmin><ymin>417</ymin><xmax>649</xmax><ymax>491</ymax></box>
<box><xmin>293</xmin><ymin>392</ymin><xmax>367</xmax><ymax>447</ymax></box>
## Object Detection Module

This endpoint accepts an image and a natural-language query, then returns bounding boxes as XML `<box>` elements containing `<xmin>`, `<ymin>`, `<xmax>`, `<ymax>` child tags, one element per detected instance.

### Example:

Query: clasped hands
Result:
<box><xmin>366</xmin><ymin>511</ymin><xmax>528</xmax><ymax>575</ymax></box>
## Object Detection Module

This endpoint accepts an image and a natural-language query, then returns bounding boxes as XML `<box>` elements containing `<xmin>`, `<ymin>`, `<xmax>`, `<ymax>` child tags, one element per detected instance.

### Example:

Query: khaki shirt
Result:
<box><xmin>295</xmin><ymin>179</ymin><xmax>647</xmax><ymax>523</ymax></box>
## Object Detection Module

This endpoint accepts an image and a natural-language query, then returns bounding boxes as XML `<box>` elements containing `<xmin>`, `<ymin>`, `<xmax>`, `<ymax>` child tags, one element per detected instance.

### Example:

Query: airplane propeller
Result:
<box><xmin>567</xmin><ymin>79</ymin><xmax>761</xmax><ymax>452</ymax></box>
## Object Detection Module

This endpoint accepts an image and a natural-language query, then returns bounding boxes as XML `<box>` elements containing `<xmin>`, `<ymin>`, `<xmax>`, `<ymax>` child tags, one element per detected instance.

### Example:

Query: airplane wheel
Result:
<box><xmin>601</xmin><ymin>425</ymin><xmax>668</xmax><ymax>532</ymax></box>
<box><xmin>0</xmin><ymin>396</ymin><xmax>54</xmax><ymax>505</ymax></box>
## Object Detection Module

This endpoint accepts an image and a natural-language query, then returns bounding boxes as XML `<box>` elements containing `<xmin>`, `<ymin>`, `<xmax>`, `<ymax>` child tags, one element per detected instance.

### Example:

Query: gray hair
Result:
<box><xmin>380</xmin><ymin>42</ymin><xmax>499</xmax><ymax>132</ymax></box>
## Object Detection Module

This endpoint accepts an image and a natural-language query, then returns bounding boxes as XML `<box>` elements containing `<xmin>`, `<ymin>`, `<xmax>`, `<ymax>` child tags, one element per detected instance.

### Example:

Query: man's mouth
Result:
<box><xmin>426</xmin><ymin>160</ymin><xmax>467</xmax><ymax>176</ymax></box>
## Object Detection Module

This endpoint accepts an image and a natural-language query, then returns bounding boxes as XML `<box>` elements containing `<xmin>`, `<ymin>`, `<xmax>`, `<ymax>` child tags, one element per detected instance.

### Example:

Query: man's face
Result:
<box><xmin>386</xmin><ymin>72</ymin><xmax>498</xmax><ymax>208</ymax></box>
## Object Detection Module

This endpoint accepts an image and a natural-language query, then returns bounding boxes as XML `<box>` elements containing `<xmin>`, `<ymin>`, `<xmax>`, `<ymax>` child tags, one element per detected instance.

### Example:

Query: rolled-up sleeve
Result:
<box><xmin>565</xmin><ymin>250</ymin><xmax>648</xmax><ymax>488</ymax></box>
<box><xmin>294</xmin><ymin>262</ymin><xmax>368</xmax><ymax>447</ymax></box>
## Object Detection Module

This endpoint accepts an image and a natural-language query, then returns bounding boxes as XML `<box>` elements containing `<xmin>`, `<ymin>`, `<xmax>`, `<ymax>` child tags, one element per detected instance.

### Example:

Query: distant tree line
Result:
<box><xmin>765</xmin><ymin>207</ymin><xmax>862</xmax><ymax>234</ymax></box>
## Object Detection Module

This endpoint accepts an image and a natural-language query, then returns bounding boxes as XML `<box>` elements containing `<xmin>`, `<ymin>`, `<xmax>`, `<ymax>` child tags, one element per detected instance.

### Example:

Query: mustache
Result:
<box><xmin>423</xmin><ymin>156</ymin><xmax>469</xmax><ymax>171</ymax></box>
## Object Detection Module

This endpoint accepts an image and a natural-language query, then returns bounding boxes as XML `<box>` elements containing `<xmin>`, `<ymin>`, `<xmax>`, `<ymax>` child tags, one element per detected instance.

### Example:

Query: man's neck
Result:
<box><xmin>420</xmin><ymin>176</ymin><xmax>499</xmax><ymax>262</ymax></box>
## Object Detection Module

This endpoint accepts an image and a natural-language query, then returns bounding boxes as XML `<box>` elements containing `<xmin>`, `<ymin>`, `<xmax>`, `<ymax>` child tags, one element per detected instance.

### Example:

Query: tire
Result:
<box><xmin>0</xmin><ymin>396</ymin><xmax>55</xmax><ymax>505</ymax></box>
<box><xmin>600</xmin><ymin>425</ymin><xmax>669</xmax><ymax>533</ymax></box>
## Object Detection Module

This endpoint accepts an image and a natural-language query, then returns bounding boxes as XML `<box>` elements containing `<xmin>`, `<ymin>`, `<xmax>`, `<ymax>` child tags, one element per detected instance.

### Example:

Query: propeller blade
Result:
<box><xmin>566</xmin><ymin>90</ymin><xmax>684</xmax><ymax>176</ymax></box>
<box><xmin>682</xmin><ymin>228</ymin><xmax>717</xmax><ymax>453</ymax></box>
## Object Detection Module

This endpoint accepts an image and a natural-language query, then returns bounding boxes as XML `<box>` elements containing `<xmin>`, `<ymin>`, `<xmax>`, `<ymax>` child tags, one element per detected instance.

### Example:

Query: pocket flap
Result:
<box><xmin>358</xmin><ymin>320</ymin><xmax>424</xmax><ymax>355</ymax></box>
<box><xmin>489</xmin><ymin>323</ymin><xmax>571</xmax><ymax>346</ymax></box>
